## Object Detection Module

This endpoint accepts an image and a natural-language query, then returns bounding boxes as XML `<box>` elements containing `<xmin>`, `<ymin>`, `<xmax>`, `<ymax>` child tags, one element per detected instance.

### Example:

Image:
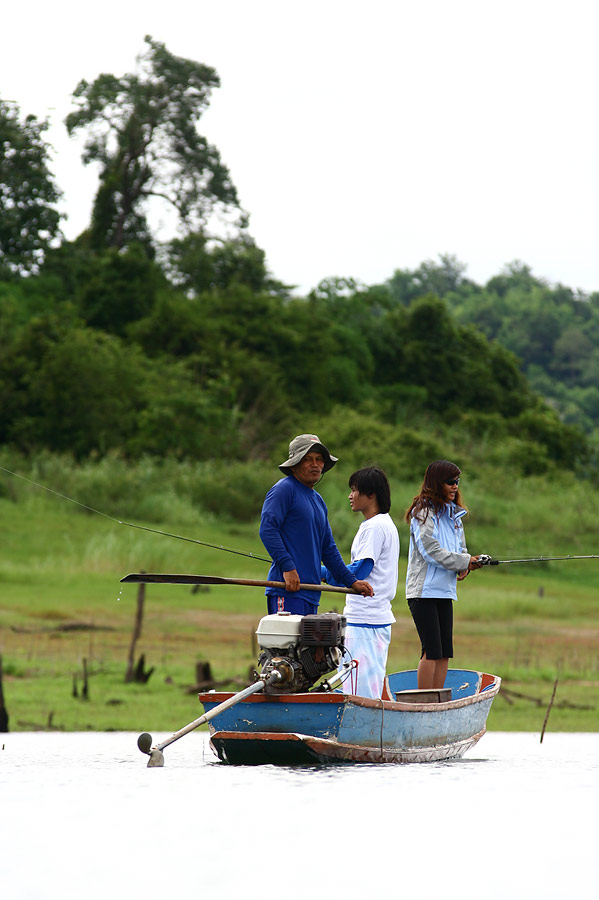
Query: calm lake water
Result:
<box><xmin>1</xmin><ymin>730</ymin><xmax>597</xmax><ymax>899</ymax></box>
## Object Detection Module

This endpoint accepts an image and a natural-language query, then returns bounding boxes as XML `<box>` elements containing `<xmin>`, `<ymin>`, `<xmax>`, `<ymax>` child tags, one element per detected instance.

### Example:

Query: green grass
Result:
<box><xmin>1</xmin><ymin>457</ymin><xmax>598</xmax><ymax>734</ymax></box>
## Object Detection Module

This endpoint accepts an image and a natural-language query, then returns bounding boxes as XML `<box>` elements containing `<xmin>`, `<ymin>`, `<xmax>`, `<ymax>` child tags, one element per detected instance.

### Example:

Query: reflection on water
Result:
<box><xmin>1</xmin><ymin>731</ymin><xmax>597</xmax><ymax>899</ymax></box>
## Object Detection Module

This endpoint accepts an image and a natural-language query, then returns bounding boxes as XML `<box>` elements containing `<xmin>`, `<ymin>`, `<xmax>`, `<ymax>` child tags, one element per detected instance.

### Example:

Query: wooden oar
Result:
<box><xmin>138</xmin><ymin>674</ymin><xmax>279</xmax><ymax>766</ymax></box>
<box><xmin>121</xmin><ymin>573</ymin><xmax>358</xmax><ymax>594</ymax></box>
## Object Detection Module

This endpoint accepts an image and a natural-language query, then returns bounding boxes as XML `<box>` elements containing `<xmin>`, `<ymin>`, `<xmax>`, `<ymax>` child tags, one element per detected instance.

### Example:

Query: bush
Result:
<box><xmin>303</xmin><ymin>407</ymin><xmax>442</xmax><ymax>480</ymax></box>
<box><xmin>509</xmin><ymin>408</ymin><xmax>585</xmax><ymax>468</ymax></box>
<box><xmin>188</xmin><ymin>461</ymin><xmax>276</xmax><ymax>522</ymax></box>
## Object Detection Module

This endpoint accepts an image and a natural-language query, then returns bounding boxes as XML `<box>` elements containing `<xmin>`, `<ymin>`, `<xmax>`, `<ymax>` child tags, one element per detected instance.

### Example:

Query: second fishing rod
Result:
<box><xmin>476</xmin><ymin>554</ymin><xmax>599</xmax><ymax>566</ymax></box>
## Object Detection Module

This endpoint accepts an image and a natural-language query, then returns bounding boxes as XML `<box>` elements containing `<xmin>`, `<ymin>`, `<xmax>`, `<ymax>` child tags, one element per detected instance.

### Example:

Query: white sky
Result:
<box><xmin>2</xmin><ymin>0</ymin><xmax>599</xmax><ymax>294</ymax></box>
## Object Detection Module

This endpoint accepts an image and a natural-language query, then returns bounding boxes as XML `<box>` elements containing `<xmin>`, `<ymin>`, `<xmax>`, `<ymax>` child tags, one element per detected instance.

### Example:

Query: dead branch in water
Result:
<box><xmin>500</xmin><ymin>683</ymin><xmax>593</xmax><ymax>711</ymax></box>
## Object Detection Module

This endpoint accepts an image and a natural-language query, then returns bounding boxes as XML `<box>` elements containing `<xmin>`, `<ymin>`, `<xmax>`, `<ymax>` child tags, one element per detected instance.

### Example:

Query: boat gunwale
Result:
<box><xmin>198</xmin><ymin>674</ymin><xmax>501</xmax><ymax>715</ymax></box>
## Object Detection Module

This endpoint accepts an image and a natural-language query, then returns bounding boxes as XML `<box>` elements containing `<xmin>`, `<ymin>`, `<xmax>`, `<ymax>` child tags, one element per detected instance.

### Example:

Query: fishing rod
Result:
<box><xmin>4</xmin><ymin>465</ymin><xmax>597</xmax><ymax>570</ymax></box>
<box><xmin>477</xmin><ymin>554</ymin><xmax>599</xmax><ymax>566</ymax></box>
<box><xmin>0</xmin><ymin>463</ymin><xmax>272</xmax><ymax>564</ymax></box>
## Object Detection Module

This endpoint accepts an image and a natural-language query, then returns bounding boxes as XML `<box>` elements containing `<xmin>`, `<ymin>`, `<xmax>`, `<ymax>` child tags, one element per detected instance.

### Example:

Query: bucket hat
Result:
<box><xmin>279</xmin><ymin>433</ymin><xmax>338</xmax><ymax>475</ymax></box>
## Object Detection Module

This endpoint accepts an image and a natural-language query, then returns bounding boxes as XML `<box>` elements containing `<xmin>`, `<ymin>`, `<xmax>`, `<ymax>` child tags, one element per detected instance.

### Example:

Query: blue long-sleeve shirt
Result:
<box><xmin>259</xmin><ymin>475</ymin><xmax>356</xmax><ymax>610</ymax></box>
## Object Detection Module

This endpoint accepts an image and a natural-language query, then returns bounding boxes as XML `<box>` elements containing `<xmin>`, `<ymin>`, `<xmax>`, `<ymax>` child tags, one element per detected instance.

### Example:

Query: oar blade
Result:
<box><xmin>121</xmin><ymin>573</ymin><xmax>228</xmax><ymax>585</ymax></box>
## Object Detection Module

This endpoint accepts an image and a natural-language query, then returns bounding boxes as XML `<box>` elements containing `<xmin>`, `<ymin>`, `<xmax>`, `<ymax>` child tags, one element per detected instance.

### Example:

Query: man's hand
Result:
<box><xmin>283</xmin><ymin>569</ymin><xmax>300</xmax><ymax>591</ymax></box>
<box><xmin>351</xmin><ymin>580</ymin><xmax>374</xmax><ymax>597</ymax></box>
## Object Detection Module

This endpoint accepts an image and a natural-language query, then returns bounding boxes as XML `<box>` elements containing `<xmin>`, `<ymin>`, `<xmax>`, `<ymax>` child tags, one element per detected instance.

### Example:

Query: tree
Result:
<box><xmin>65</xmin><ymin>36</ymin><xmax>240</xmax><ymax>251</ymax></box>
<box><xmin>387</xmin><ymin>254</ymin><xmax>469</xmax><ymax>305</ymax></box>
<box><xmin>0</xmin><ymin>99</ymin><xmax>63</xmax><ymax>275</ymax></box>
<box><xmin>165</xmin><ymin>232</ymin><xmax>278</xmax><ymax>295</ymax></box>
<box><xmin>76</xmin><ymin>244</ymin><xmax>163</xmax><ymax>335</ymax></box>
<box><xmin>0</xmin><ymin>314</ymin><xmax>147</xmax><ymax>456</ymax></box>
<box><xmin>485</xmin><ymin>259</ymin><xmax>544</xmax><ymax>297</ymax></box>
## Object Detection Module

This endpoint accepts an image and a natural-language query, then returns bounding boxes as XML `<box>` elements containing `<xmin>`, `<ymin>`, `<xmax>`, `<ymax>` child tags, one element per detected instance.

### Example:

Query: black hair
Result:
<box><xmin>348</xmin><ymin>466</ymin><xmax>391</xmax><ymax>513</ymax></box>
<box><xmin>405</xmin><ymin>459</ymin><xmax>467</xmax><ymax>523</ymax></box>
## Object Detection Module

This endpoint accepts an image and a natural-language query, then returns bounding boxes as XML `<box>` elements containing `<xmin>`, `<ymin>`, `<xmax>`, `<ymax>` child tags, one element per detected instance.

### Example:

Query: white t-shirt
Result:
<box><xmin>343</xmin><ymin>512</ymin><xmax>400</xmax><ymax>625</ymax></box>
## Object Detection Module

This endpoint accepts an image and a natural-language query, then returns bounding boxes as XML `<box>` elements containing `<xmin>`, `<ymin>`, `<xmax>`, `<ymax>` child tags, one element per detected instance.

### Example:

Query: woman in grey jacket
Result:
<box><xmin>405</xmin><ymin>459</ymin><xmax>483</xmax><ymax>689</ymax></box>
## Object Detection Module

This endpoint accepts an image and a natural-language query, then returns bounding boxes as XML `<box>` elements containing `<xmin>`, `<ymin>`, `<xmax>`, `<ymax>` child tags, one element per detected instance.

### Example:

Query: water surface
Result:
<box><xmin>1</xmin><ymin>731</ymin><xmax>596</xmax><ymax>899</ymax></box>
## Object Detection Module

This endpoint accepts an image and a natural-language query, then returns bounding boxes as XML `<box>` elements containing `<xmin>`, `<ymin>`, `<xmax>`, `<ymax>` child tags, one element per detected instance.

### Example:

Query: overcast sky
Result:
<box><xmin>3</xmin><ymin>0</ymin><xmax>598</xmax><ymax>294</ymax></box>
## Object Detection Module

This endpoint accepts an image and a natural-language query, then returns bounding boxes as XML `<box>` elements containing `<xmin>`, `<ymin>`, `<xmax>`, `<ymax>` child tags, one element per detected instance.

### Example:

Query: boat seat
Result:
<box><xmin>385</xmin><ymin>669</ymin><xmax>482</xmax><ymax>700</ymax></box>
<box><xmin>395</xmin><ymin>687</ymin><xmax>452</xmax><ymax>703</ymax></box>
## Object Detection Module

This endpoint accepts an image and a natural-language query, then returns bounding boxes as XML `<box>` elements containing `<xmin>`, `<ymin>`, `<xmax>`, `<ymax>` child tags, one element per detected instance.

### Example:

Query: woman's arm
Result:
<box><xmin>412</xmin><ymin>512</ymin><xmax>471</xmax><ymax>572</ymax></box>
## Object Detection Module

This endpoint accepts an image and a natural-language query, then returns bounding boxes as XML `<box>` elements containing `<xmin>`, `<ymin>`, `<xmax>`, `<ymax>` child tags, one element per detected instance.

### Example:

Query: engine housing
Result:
<box><xmin>255</xmin><ymin>612</ymin><xmax>347</xmax><ymax>693</ymax></box>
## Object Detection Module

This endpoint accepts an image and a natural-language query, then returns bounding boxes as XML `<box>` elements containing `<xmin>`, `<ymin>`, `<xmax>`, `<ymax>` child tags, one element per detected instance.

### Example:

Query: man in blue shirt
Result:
<box><xmin>259</xmin><ymin>434</ymin><xmax>373</xmax><ymax>615</ymax></box>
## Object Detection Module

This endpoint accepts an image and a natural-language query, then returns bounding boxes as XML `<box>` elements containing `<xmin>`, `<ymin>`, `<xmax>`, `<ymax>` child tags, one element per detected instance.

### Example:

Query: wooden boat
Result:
<box><xmin>198</xmin><ymin>668</ymin><xmax>501</xmax><ymax>765</ymax></box>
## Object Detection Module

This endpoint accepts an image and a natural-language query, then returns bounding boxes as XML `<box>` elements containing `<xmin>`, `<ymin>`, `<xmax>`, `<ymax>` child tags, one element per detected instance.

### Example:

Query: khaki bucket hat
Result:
<box><xmin>279</xmin><ymin>433</ymin><xmax>338</xmax><ymax>475</ymax></box>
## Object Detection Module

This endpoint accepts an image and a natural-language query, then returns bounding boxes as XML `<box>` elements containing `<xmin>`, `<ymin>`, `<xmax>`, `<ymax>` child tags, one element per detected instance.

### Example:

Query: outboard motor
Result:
<box><xmin>255</xmin><ymin>612</ymin><xmax>347</xmax><ymax>693</ymax></box>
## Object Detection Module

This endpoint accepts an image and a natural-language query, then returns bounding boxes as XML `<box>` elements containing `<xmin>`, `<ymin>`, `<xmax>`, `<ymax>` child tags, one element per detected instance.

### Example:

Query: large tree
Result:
<box><xmin>0</xmin><ymin>99</ymin><xmax>63</xmax><ymax>275</ymax></box>
<box><xmin>65</xmin><ymin>36</ymin><xmax>241</xmax><ymax>251</ymax></box>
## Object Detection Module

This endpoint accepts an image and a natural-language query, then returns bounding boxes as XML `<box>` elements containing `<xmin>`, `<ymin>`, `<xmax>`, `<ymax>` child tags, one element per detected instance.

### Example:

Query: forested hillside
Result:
<box><xmin>0</xmin><ymin>38</ymin><xmax>595</xmax><ymax>483</ymax></box>
<box><xmin>381</xmin><ymin>255</ymin><xmax>599</xmax><ymax>438</ymax></box>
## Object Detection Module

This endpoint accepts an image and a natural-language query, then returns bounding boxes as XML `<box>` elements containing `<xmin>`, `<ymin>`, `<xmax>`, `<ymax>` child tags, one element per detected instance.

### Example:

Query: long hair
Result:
<box><xmin>348</xmin><ymin>466</ymin><xmax>391</xmax><ymax>513</ymax></box>
<box><xmin>405</xmin><ymin>459</ymin><xmax>467</xmax><ymax>523</ymax></box>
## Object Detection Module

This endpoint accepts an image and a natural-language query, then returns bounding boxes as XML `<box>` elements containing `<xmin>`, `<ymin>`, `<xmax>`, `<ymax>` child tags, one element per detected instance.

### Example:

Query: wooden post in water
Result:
<box><xmin>126</xmin><ymin>577</ymin><xmax>146</xmax><ymax>683</ymax></box>
<box><xmin>133</xmin><ymin>653</ymin><xmax>154</xmax><ymax>684</ymax></box>
<box><xmin>0</xmin><ymin>654</ymin><xmax>9</xmax><ymax>733</ymax></box>
<box><xmin>82</xmin><ymin>658</ymin><xmax>89</xmax><ymax>700</ymax></box>
<box><xmin>196</xmin><ymin>661</ymin><xmax>214</xmax><ymax>686</ymax></box>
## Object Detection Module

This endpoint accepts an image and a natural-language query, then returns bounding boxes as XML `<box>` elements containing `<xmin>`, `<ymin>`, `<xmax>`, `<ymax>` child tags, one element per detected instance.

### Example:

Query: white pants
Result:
<box><xmin>340</xmin><ymin>624</ymin><xmax>392</xmax><ymax>699</ymax></box>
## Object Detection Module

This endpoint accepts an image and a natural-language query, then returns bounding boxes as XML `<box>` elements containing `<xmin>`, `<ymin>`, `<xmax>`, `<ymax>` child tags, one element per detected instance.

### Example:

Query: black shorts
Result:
<box><xmin>407</xmin><ymin>597</ymin><xmax>453</xmax><ymax>660</ymax></box>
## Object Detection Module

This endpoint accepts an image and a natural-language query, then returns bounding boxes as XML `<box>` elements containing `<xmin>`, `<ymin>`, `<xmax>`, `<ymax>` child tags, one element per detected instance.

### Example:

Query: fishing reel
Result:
<box><xmin>255</xmin><ymin>612</ymin><xmax>347</xmax><ymax>693</ymax></box>
<box><xmin>476</xmin><ymin>554</ymin><xmax>493</xmax><ymax>566</ymax></box>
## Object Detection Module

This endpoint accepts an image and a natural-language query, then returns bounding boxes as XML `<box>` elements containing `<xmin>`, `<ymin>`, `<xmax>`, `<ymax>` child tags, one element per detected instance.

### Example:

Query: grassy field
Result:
<box><xmin>1</xmin><ymin>459</ymin><xmax>598</xmax><ymax>736</ymax></box>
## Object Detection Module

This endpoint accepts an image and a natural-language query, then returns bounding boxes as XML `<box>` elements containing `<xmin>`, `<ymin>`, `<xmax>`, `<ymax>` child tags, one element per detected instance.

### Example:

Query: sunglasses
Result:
<box><xmin>445</xmin><ymin>478</ymin><xmax>460</xmax><ymax>486</ymax></box>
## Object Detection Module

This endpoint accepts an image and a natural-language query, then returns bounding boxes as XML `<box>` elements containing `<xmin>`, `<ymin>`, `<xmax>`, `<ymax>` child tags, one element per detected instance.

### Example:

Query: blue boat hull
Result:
<box><xmin>199</xmin><ymin>669</ymin><xmax>501</xmax><ymax>765</ymax></box>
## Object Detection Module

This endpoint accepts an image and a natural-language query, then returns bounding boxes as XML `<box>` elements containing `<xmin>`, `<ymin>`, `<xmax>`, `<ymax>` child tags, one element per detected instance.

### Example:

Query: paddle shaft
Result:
<box><xmin>155</xmin><ymin>677</ymin><xmax>274</xmax><ymax>752</ymax></box>
<box><xmin>121</xmin><ymin>573</ymin><xmax>359</xmax><ymax>594</ymax></box>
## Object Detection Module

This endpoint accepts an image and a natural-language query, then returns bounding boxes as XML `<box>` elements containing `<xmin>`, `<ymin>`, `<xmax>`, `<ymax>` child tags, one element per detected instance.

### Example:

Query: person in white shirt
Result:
<box><xmin>322</xmin><ymin>466</ymin><xmax>400</xmax><ymax>699</ymax></box>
